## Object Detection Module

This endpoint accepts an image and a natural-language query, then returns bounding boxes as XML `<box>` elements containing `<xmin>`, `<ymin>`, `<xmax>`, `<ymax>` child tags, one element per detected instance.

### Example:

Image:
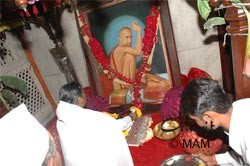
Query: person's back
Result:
<box><xmin>56</xmin><ymin>82</ymin><xmax>134</xmax><ymax>166</ymax></box>
<box><xmin>229</xmin><ymin>98</ymin><xmax>250</xmax><ymax>164</ymax></box>
<box><xmin>57</xmin><ymin>101</ymin><xmax>133</xmax><ymax>166</ymax></box>
<box><xmin>0</xmin><ymin>103</ymin><xmax>62</xmax><ymax>166</ymax></box>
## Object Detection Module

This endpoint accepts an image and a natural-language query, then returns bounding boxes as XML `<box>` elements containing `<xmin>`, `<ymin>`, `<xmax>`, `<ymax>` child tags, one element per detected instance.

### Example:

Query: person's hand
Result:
<box><xmin>131</xmin><ymin>21</ymin><xmax>141</xmax><ymax>32</ymax></box>
<box><xmin>194</xmin><ymin>153</ymin><xmax>217</xmax><ymax>166</ymax></box>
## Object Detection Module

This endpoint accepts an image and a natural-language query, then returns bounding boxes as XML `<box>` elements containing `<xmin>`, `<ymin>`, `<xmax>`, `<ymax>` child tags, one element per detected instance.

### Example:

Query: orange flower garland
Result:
<box><xmin>78</xmin><ymin>6</ymin><xmax>160</xmax><ymax>109</ymax></box>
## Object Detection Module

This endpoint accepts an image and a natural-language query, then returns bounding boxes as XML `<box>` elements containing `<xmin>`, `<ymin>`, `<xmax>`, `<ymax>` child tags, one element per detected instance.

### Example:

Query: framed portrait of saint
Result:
<box><xmin>77</xmin><ymin>0</ymin><xmax>181</xmax><ymax>110</ymax></box>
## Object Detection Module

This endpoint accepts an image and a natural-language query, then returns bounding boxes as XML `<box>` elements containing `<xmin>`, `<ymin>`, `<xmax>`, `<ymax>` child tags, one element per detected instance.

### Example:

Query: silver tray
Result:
<box><xmin>160</xmin><ymin>154</ymin><xmax>206</xmax><ymax>166</ymax></box>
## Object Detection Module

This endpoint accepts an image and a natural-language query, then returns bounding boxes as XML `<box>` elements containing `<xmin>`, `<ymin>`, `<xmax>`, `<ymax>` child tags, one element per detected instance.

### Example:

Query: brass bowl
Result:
<box><xmin>153</xmin><ymin>119</ymin><xmax>180</xmax><ymax>140</ymax></box>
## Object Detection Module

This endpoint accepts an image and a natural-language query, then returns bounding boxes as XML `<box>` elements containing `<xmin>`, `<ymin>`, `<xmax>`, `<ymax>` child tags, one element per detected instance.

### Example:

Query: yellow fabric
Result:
<box><xmin>103</xmin><ymin>112</ymin><xmax>119</xmax><ymax>119</ymax></box>
<box><xmin>123</xmin><ymin>130</ymin><xmax>129</xmax><ymax>137</ymax></box>
<box><xmin>130</xmin><ymin>106</ymin><xmax>142</xmax><ymax>117</ymax></box>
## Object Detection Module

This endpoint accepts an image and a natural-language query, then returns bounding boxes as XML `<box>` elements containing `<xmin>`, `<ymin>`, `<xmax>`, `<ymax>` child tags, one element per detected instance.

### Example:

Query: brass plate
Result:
<box><xmin>160</xmin><ymin>154</ymin><xmax>206</xmax><ymax>166</ymax></box>
<box><xmin>153</xmin><ymin>120</ymin><xmax>180</xmax><ymax>140</ymax></box>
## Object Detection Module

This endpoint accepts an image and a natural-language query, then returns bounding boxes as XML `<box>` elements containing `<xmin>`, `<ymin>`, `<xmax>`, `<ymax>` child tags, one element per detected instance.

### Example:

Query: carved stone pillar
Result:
<box><xmin>223</xmin><ymin>0</ymin><xmax>250</xmax><ymax>99</ymax></box>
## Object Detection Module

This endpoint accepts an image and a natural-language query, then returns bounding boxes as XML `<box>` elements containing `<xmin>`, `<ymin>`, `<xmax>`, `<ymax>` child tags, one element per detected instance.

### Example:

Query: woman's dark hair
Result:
<box><xmin>180</xmin><ymin>78</ymin><xmax>232</xmax><ymax>117</ymax></box>
<box><xmin>59</xmin><ymin>82</ymin><xmax>82</xmax><ymax>104</ymax></box>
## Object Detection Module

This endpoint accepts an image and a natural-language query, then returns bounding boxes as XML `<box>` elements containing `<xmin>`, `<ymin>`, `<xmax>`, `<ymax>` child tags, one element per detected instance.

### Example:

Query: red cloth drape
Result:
<box><xmin>129</xmin><ymin>113</ymin><xmax>185</xmax><ymax>166</ymax></box>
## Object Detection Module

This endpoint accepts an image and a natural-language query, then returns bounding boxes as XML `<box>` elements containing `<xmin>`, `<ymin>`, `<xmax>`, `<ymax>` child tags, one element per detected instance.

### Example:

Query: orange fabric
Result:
<box><xmin>109</xmin><ymin>46</ymin><xmax>119</xmax><ymax>74</ymax></box>
<box><xmin>109</xmin><ymin>46</ymin><xmax>124</xmax><ymax>89</ymax></box>
<box><xmin>99</xmin><ymin>72</ymin><xmax>113</xmax><ymax>98</ymax></box>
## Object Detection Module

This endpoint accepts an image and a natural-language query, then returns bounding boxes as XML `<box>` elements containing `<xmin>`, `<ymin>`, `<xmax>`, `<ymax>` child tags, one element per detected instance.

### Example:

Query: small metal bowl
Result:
<box><xmin>153</xmin><ymin>118</ymin><xmax>180</xmax><ymax>140</ymax></box>
<box><xmin>160</xmin><ymin>154</ymin><xmax>206</xmax><ymax>166</ymax></box>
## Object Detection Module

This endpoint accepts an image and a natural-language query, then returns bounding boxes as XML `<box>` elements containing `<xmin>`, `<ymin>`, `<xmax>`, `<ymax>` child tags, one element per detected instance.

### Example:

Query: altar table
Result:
<box><xmin>46</xmin><ymin>112</ymin><xmax>185</xmax><ymax>166</ymax></box>
<box><xmin>129</xmin><ymin>113</ymin><xmax>185</xmax><ymax>166</ymax></box>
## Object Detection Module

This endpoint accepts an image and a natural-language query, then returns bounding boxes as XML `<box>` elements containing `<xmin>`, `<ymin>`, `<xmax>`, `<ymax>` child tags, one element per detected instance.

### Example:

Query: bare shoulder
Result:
<box><xmin>114</xmin><ymin>45</ymin><xmax>137</xmax><ymax>56</ymax></box>
<box><xmin>114</xmin><ymin>45</ymin><xmax>126</xmax><ymax>54</ymax></box>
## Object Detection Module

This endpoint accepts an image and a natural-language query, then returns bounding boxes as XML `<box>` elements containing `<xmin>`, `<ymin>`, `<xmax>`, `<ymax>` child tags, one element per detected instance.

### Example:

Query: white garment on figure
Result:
<box><xmin>0</xmin><ymin>103</ymin><xmax>49</xmax><ymax>166</ymax></box>
<box><xmin>56</xmin><ymin>101</ymin><xmax>134</xmax><ymax>166</ymax></box>
<box><xmin>215</xmin><ymin>98</ymin><xmax>250</xmax><ymax>166</ymax></box>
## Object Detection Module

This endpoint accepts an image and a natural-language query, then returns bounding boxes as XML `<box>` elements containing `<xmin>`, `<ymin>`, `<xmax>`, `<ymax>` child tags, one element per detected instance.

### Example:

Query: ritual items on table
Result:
<box><xmin>126</xmin><ymin>115</ymin><xmax>154</xmax><ymax>146</ymax></box>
